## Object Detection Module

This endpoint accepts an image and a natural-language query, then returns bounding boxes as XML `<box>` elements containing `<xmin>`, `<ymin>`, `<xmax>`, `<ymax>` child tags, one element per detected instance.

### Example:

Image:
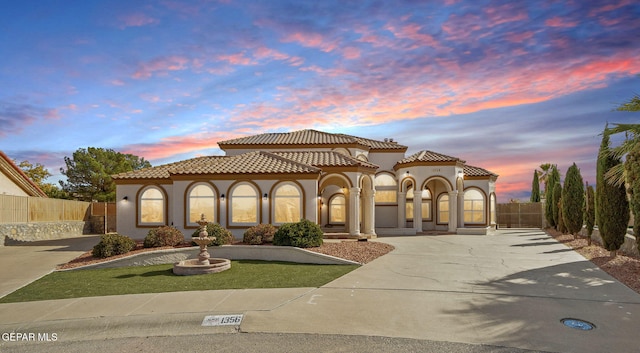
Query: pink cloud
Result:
<box><xmin>121</xmin><ymin>131</ymin><xmax>245</xmax><ymax>160</ymax></box>
<box><xmin>117</xmin><ymin>13</ymin><xmax>159</xmax><ymax>29</ymax></box>
<box><xmin>132</xmin><ymin>56</ymin><xmax>189</xmax><ymax>79</ymax></box>
<box><xmin>342</xmin><ymin>47</ymin><xmax>361</xmax><ymax>60</ymax></box>
<box><xmin>505</xmin><ymin>30</ymin><xmax>535</xmax><ymax>43</ymax></box>
<box><xmin>282</xmin><ymin>32</ymin><xmax>337</xmax><ymax>53</ymax></box>
<box><xmin>385</xmin><ymin>23</ymin><xmax>439</xmax><ymax>48</ymax></box>
<box><xmin>588</xmin><ymin>0</ymin><xmax>632</xmax><ymax>16</ymax></box>
<box><xmin>545</xmin><ymin>17</ymin><xmax>578</xmax><ymax>28</ymax></box>
<box><xmin>216</xmin><ymin>53</ymin><xmax>255</xmax><ymax>66</ymax></box>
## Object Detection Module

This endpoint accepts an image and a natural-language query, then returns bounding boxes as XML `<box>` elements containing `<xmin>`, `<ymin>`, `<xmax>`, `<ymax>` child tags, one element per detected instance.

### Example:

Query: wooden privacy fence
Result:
<box><xmin>0</xmin><ymin>195</ymin><xmax>117</xmax><ymax>233</ymax></box>
<box><xmin>497</xmin><ymin>202</ymin><xmax>544</xmax><ymax>229</ymax></box>
<box><xmin>0</xmin><ymin>194</ymin><xmax>90</xmax><ymax>223</ymax></box>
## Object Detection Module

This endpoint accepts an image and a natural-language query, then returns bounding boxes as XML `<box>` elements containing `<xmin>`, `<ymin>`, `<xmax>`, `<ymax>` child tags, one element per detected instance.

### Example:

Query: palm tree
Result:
<box><xmin>603</xmin><ymin>124</ymin><xmax>640</xmax><ymax>187</ymax></box>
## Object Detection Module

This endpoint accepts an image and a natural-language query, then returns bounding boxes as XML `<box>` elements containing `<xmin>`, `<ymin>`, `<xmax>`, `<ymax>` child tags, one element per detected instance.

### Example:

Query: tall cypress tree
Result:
<box><xmin>530</xmin><ymin>170</ymin><xmax>541</xmax><ymax>202</ymax></box>
<box><xmin>545</xmin><ymin>165</ymin><xmax>560</xmax><ymax>227</ymax></box>
<box><xmin>584</xmin><ymin>184</ymin><xmax>595</xmax><ymax>246</ymax></box>
<box><xmin>562</xmin><ymin>163</ymin><xmax>584</xmax><ymax>238</ymax></box>
<box><xmin>596</xmin><ymin>127</ymin><xmax>630</xmax><ymax>257</ymax></box>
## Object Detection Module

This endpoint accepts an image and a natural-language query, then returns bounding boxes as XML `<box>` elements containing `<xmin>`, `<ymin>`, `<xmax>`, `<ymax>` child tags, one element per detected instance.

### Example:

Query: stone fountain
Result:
<box><xmin>173</xmin><ymin>214</ymin><xmax>231</xmax><ymax>276</ymax></box>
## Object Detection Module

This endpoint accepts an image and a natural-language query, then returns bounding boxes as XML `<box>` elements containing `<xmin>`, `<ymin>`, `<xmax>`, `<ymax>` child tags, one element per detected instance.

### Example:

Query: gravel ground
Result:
<box><xmin>546</xmin><ymin>228</ymin><xmax>640</xmax><ymax>295</ymax></box>
<box><xmin>58</xmin><ymin>239</ymin><xmax>395</xmax><ymax>269</ymax></box>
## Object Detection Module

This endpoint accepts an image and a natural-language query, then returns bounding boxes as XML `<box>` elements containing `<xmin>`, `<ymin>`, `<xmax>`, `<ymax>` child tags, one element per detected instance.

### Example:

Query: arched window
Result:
<box><xmin>231</xmin><ymin>183</ymin><xmax>258</xmax><ymax>224</ymax></box>
<box><xmin>437</xmin><ymin>193</ymin><xmax>449</xmax><ymax>224</ymax></box>
<box><xmin>274</xmin><ymin>183</ymin><xmax>302</xmax><ymax>224</ymax></box>
<box><xmin>329</xmin><ymin>194</ymin><xmax>346</xmax><ymax>224</ymax></box>
<box><xmin>187</xmin><ymin>183</ymin><xmax>215</xmax><ymax>226</ymax></box>
<box><xmin>422</xmin><ymin>188</ymin><xmax>432</xmax><ymax>221</ymax></box>
<box><xmin>406</xmin><ymin>183</ymin><xmax>414</xmax><ymax>221</ymax></box>
<box><xmin>464</xmin><ymin>189</ymin><xmax>485</xmax><ymax>224</ymax></box>
<box><xmin>140</xmin><ymin>187</ymin><xmax>165</xmax><ymax>225</ymax></box>
<box><xmin>375</xmin><ymin>173</ymin><xmax>397</xmax><ymax>204</ymax></box>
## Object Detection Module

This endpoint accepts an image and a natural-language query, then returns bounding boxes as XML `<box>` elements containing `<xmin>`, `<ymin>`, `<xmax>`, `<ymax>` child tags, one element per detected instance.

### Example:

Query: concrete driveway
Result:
<box><xmin>0</xmin><ymin>229</ymin><xmax>639</xmax><ymax>353</ymax></box>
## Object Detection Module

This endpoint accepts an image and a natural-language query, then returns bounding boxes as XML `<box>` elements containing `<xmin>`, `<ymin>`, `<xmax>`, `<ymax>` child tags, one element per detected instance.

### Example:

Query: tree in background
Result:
<box><xmin>18</xmin><ymin>160</ymin><xmax>70</xmax><ymax>199</ymax></box>
<box><xmin>538</xmin><ymin>163</ymin><xmax>552</xmax><ymax>193</ymax></box>
<box><xmin>60</xmin><ymin>147</ymin><xmax>151</xmax><ymax>201</ymax></box>
<box><xmin>584</xmin><ymin>183</ymin><xmax>595</xmax><ymax>246</ymax></box>
<box><xmin>561</xmin><ymin>163</ymin><xmax>584</xmax><ymax>239</ymax></box>
<box><xmin>552</xmin><ymin>182</ymin><xmax>562</xmax><ymax>231</ymax></box>
<box><xmin>596</xmin><ymin>126</ymin><xmax>630</xmax><ymax>257</ymax></box>
<box><xmin>557</xmin><ymin>197</ymin><xmax>567</xmax><ymax>234</ymax></box>
<box><xmin>530</xmin><ymin>170</ymin><xmax>541</xmax><ymax>202</ymax></box>
<box><xmin>544</xmin><ymin>165</ymin><xmax>560</xmax><ymax>228</ymax></box>
<box><xmin>616</xmin><ymin>95</ymin><xmax>640</xmax><ymax>112</ymax></box>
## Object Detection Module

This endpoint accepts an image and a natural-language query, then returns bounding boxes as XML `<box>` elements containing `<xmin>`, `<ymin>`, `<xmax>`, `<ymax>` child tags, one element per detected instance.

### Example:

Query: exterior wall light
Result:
<box><xmin>263</xmin><ymin>193</ymin><xmax>268</xmax><ymax>200</ymax></box>
<box><xmin>122</xmin><ymin>196</ymin><xmax>128</xmax><ymax>201</ymax></box>
<box><xmin>220</xmin><ymin>194</ymin><xmax>225</xmax><ymax>201</ymax></box>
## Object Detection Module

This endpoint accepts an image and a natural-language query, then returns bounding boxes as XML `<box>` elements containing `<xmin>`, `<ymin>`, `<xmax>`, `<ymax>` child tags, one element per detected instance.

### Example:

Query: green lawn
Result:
<box><xmin>0</xmin><ymin>261</ymin><xmax>359</xmax><ymax>303</ymax></box>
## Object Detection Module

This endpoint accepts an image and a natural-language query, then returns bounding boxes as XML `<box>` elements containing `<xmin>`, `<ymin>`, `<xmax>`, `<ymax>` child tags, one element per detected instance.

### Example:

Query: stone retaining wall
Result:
<box><xmin>580</xmin><ymin>227</ymin><xmax>638</xmax><ymax>257</ymax></box>
<box><xmin>0</xmin><ymin>221</ymin><xmax>91</xmax><ymax>245</ymax></box>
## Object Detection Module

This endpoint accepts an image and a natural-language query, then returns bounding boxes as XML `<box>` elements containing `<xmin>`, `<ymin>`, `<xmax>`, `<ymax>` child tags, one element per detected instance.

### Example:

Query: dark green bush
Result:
<box><xmin>273</xmin><ymin>219</ymin><xmax>323</xmax><ymax>248</ymax></box>
<box><xmin>143</xmin><ymin>226</ymin><xmax>185</xmax><ymax>248</ymax></box>
<box><xmin>191</xmin><ymin>223</ymin><xmax>234</xmax><ymax>246</ymax></box>
<box><xmin>92</xmin><ymin>233</ymin><xmax>136</xmax><ymax>258</ymax></box>
<box><xmin>243</xmin><ymin>224</ymin><xmax>277</xmax><ymax>245</ymax></box>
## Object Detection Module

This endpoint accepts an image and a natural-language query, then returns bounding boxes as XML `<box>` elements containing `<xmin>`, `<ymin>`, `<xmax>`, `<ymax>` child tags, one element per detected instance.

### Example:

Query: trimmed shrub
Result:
<box><xmin>243</xmin><ymin>224</ymin><xmax>277</xmax><ymax>245</ymax></box>
<box><xmin>191</xmin><ymin>223</ymin><xmax>234</xmax><ymax>246</ymax></box>
<box><xmin>273</xmin><ymin>219</ymin><xmax>323</xmax><ymax>248</ymax></box>
<box><xmin>143</xmin><ymin>226</ymin><xmax>185</xmax><ymax>248</ymax></box>
<box><xmin>92</xmin><ymin>233</ymin><xmax>136</xmax><ymax>258</ymax></box>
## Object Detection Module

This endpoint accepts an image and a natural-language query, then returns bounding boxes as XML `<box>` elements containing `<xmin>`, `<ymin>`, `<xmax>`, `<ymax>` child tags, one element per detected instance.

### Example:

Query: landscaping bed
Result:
<box><xmin>58</xmin><ymin>240</ymin><xmax>395</xmax><ymax>270</ymax></box>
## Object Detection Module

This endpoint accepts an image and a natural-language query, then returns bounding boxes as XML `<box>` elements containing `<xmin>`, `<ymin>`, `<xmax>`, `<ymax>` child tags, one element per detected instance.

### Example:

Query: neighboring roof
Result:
<box><xmin>113</xmin><ymin>152</ymin><xmax>322</xmax><ymax>181</ymax></box>
<box><xmin>395</xmin><ymin>150</ymin><xmax>465</xmax><ymax>167</ymax></box>
<box><xmin>0</xmin><ymin>151</ymin><xmax>48</xmax><ymax>197</ymax></box>
<box><xmin>464</xmin><ymin>165</ymin><xmax>499</xmax><ymax>178</ymax></box>
<box><xmin>271</xmin><ymin>151</ymin><xmax>380</xmax><ymax>170</ymax></box>
<box><xmin>218</xmin><ymin>129</ymin><xmax>407</xmax><ymax>151</ymax></box>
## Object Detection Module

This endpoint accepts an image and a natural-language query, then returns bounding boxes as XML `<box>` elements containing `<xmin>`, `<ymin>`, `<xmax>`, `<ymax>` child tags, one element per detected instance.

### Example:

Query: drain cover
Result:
<box><xmin>561</xmin><ymin>318</ymin><xmax>595</xmax><ymax>331</ymax></box>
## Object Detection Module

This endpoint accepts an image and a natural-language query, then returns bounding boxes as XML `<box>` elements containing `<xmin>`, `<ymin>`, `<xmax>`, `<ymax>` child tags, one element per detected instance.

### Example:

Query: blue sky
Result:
<box><xmin>1</xmin><ymin>0</ymin><xmax>638</xmax><ymax>202</ymax></box>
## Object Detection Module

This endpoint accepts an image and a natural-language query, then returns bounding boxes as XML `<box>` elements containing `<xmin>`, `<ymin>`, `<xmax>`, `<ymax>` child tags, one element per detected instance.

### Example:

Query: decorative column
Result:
<box><xmin>448</xmin><ymin>190</ymin><xmax>458</xmax><ymax>233</ymax></box>
<box><xmin>349</xmin><ymin>187</ymin><xmax>361</xmax><ymax>236</ymax></box>
<box><xmin>413</xmin><ymin>192</ymin><xmax>423</xmax><ymax>233</ymax></box>
<box><xmin>397</xmin><ymin>191</ymin><xmax>406</xmax><ymax>228</ymax></box>
<box><xmin>362</xmin><ymin>189</ymin><xmax>376</xmax><ymax>236</ymax></box>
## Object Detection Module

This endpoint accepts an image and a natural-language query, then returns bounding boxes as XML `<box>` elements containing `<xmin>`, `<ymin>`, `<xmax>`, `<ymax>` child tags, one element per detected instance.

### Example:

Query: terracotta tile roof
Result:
<box><xmin>271</xmin><ymin>151</ymin><xmax>379</xmax><ymax>169</ymax></box>
<box><xmin>112</xmin><ymin>152</ymin><xmax>321</xmax><ymax>180</ymax></box>
<box><xmin>218</xmin><ymin>129</ymin><xmax>407</xmax><ymax>151</ymax></box>
<box><xmin>464</xmin><ymin>165</ymin><xmax>498</xmax><ymax>178</ymax></box>
<box><xmin>396</xmin><ymin>150</ymin><xmax>465</xmax><ymax>164</ymax></box>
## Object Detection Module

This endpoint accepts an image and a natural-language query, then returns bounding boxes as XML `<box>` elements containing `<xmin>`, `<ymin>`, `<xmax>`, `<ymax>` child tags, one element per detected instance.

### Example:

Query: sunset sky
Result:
<box><xmin>1</xmin><ymin>0</ymin><xmax>638</xmax><ymax>202</ymax></box>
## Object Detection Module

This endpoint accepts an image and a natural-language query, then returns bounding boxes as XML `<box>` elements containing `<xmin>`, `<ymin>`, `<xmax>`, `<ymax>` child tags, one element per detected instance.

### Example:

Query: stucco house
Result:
<box><xmin>0</xmin><ymin>151</ymin><xmax>47</xmax><ymax>197</ymax></box>
<box><xmin>114</xmin><ymin>129</ymin><xmax>498</xmax><ymax>239</ymax></box>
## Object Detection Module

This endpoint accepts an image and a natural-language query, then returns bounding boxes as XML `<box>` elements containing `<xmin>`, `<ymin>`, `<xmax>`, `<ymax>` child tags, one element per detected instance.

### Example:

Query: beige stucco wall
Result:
<box><xmin>0</xmin><ymin>172</ymin><xmax>29</xmax><ymax>197</ymax></box>
<box><xmin>117</xmin><ymin>179</ymin><xmax>319</xmax><ymax>240</ymax></box>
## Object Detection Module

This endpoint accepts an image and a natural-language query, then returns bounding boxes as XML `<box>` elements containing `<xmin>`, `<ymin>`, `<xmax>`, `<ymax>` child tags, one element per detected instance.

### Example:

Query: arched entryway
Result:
<box><xmin>422</xmin><ymin>176</ymin><xmax>457</xmax><ymax>233</ymax></box>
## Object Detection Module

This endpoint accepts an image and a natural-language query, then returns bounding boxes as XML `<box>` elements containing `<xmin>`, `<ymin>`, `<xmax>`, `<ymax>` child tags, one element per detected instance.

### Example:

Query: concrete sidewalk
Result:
<box><xmin>1</xmin><ymin>229</ymin><xmax>639</xmax><ymax>353</ymax></box>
